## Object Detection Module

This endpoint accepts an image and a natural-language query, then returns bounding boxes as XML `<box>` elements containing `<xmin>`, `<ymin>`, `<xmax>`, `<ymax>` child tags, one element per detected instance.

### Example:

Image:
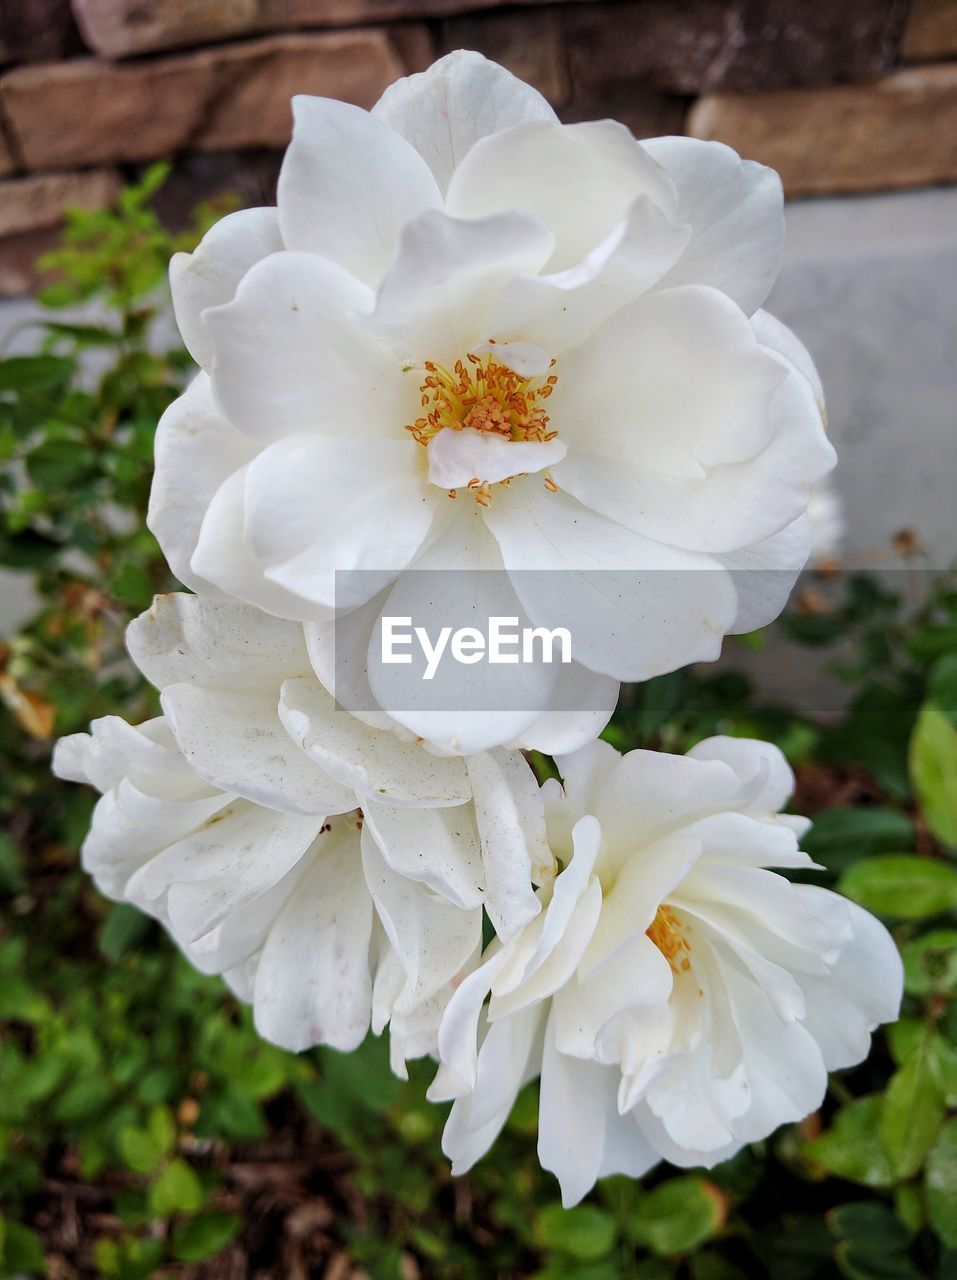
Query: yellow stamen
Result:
<box><xmin>647</xmin><ymin>906</ymin><xmax>692</xmax><ymax>974</ymax></box>
<box><xmin>404</xmin><ymin>353</ymin><xmax>559</xmax><ymax>505</ymax></box>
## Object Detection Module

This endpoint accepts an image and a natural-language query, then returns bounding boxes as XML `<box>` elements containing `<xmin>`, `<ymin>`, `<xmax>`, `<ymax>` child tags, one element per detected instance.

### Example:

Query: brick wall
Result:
<box><xmin>1</xmin><ymin>0</ymin><xmax>955</xmax><ymax>295</ymax></box>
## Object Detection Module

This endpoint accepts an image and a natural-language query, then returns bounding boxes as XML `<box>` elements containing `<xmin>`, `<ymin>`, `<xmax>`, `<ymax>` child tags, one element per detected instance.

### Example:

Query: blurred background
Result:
<box><xmin>1</xmin><ymin>5</ymin><xmax>957</xmax><ymax>1279</ymax></box>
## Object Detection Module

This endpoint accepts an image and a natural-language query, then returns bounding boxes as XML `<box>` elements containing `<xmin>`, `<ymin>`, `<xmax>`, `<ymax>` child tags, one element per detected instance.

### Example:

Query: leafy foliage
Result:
<box><xmin>2</xmin><ymin>169</ymin><xmax>957</xmax><ymax>1278</ymax></box>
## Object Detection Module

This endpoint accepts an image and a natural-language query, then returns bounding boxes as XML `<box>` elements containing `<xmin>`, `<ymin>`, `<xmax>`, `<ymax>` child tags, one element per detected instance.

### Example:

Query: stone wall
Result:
<box><xmin>1</xmin><ymin>0</ymin><xmax>955</xmax><ymax>294</ymax></box>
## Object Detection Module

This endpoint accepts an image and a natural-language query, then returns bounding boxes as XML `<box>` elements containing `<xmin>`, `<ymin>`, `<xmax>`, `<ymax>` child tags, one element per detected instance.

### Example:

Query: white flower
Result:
<box><xmin>150</xmin><ymin>50</ymin><xmax>835</xmax><ymax>749</ymax></box>
<box><xmin>430</xmin><ymin>736</ymin><xmax>902</xmax><ymax>1206</ymax></box>
<box><xmin>807</xmin><ymin>476</ymin><xmax>845</xmax><ymax>564</ymax></box>
<box><xmin>53</xmin><ymin>592</ymin><xmax>556</xmax><ymax>1062</ymax></box>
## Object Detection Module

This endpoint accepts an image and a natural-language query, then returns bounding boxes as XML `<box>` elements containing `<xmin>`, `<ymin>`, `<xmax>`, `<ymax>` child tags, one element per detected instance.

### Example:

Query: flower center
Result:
<box><xmin>647</xmin><ymin>905</ymin><xmax>692</xmax><ymax>974</ymax></box>
<box><xmin>405</xmin><ymin>352</ymin><xmax>559</xmax><ymax>506</ymax></box>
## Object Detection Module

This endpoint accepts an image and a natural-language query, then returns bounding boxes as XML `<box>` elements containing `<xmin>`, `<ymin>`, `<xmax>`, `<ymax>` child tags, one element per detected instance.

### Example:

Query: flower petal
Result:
<box><xmin>642</xmin><ymin>136</ymin><xmax>784</xmax><ymax>315</ymax></box>
<box><xmin>126</xmin><ymin>593</ymin><xmax>308</xmax><ymax>695</ymax></box>
<box><xmin>483</xmin><ymin>480</ymin><xmax>739</xmax><ymax>681</ymax></box>
<box><xmin>83</xmin><ymin>779</ymin><xmax>226</xmax><ymax>902</ymax></box>
<box><xmin>361</xmin><ymin>797</ymin><xmax>485</xmax><ymax>911</ymax></box>
<box><xmin>446</xmin><ymin>120</ymin><xmax>676</xmax><ymax>274</ymax></box>
<box><xmin>189</xmin><ymin>467</ymin><xmax>321</xmax><ymax>620</ymax></box>
<box><xmin>680</xmin><ymin>811</ymin><xmax>813</xmax><ymax>871</ymax></box>
<box><xmin>579</xmin><ymin>833</ymin><xmax>702</xmax><ymax>976</ymax></box>
<box><xmin>795</xmin><ymin>888</ymin><xmax>902</xmax><ymax>1071</ymax></box>
<box><xmin>366</xmin><ymin>505</ymin><xmax>561</xmax><ymax>754</ymax></box>
<box><xmin>686</xmin><ymin>736</ymin><xmax>795</xmax><ymax>815</ymax></box>
<box><xmin>553</xmin><ymin>338</ymin><xmax>833</xmax><ymax>556</ymax></box>
<box><xmin>490</xmin><ymin>877</ymin><xmax>602</xmax><ymax>1020</ymax></box>
<box><xmin>517</xmin><ymin>660</ymin><xmax>619</xmax><ymax>757</ymax></box>
<box><xmin>278</xmin><ymin>95</ymin><xmax>441</xmax><ymax>286</ymax></box>
<box><xmin>488</xmin><ymin>195</ymin><xmax>690</xmax><ymax>355</ymax></box>
<box><xmin>250</xmin><ymin>819</ymin><xmax>374</xmax><ymax>1052</ymax></box>
<box><xmin>441</xmin><ymin>1002</ymin><xmax>547</xmax><ymax>1173</ymax></box>
<box><xmin>719</xmin><ymin>515</ymin><xmax>812</xmax><ymax>634</ymax></box>
<box><xmin>433</xmin><ymin>949</ymin><xmax>509</xmax><ymax>1096</ymax></box>
<box><xmin>463</xmin><ymin>1002</ymin><xmax>547</xmax><ymax>1132</ymax></box>
<box><xmin>363</xmin><ymin>208</ymin><xmax>555</xmax><ymax>366</ymax></box>
<box><xmin>148</xmin><ymin>375</ymin><xmax>256</xmax><ymax>596</ymax></box>
<box><xmin>304</xmin><ymin>588</ymin><xmax>408</xmax><ymax>734</ymax></box>
<box><xmin>161</xmin><ymin>682</ymin><xmax>354</xmax><ymax>816</ymax></box>
<box><xmin>427</xmin><ymin>425</ymin><xmax>566</xmax><ymax>489</ymax></box>
<box><xmin>720</xmin><ymin>963</ymin><xmax>828</xmax><ymax>1144</ymax></box>
<box><xmin>242</xmin><ymin>433</ymin><xmax>437</xmax><ymax>611</ymax></box>
<box><xmin>466</xmin><ymin>749</ymin><xmax>548</xmax><ymax>938</ymax></box>
<box><xmin>204</xmin><ymin>250</ymin><xmax>407</xmax><ymax>445</ymax></box>
<box><xmin>134</xmin><ymin>801</ymin><xmax>321</xmax><ymax>954</ymax></box>
<box><xmin>53</xmin><ymin>715</ymin><xmax>188</xmax><ymax>795</ymax></box>
<box><xmin>585</xmin><ymin>747</ymin><xmax>742</xmax><ymax>851</ymax></box>
<box><xmin>552</xmin><ymin>932</ymin><xmax>673</xmax><ymax>1058</ymax></box>
<box><xmin>360</xmin><ymin>823</ymin><xmax>481</xmax><ymax>1001</ymax></box>
<box><xmin>547</xmin><ymin>738</ymin><xmax>622</xmax><ymax>853</ymax></box>
<box><xmin>538</xmin><ymin>1017</ymin><xmax>613</xmax><ymax>1206</ymax></box>
<box><xmin>522</xmin><ymin>814</ymin><xmax>601</xmax><ymax>980</ymax></box>
<box><xmin>752</xmin><ymin>308</ymin><xmax>825</xmax><ymax>410</ymax></box>
<box><xmin>550</xmin><ymin>285</ymin><xmax>786</xmax><ymax>478</ymax></box>
<box><xmin>372</xmin><ymin>49</ymin><xmax>557</xmax><ymax>194</ymax></box>
<box><xmin>170</xmin><ymin>207</ymin><xmax>283</xmax><ymax>368</ymax></box>
<box><xmin>279</xmin><ymin>675</ymin><xmax>472</xmax><ymax>807</ymax></box>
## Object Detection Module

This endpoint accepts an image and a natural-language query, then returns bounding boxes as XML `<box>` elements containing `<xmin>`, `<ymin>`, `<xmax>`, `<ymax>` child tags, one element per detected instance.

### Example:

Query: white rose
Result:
<box><xmin>430</xmin><ymin>736</ymin><xmax>902</xmax><ymax>1205</ymax></box>
<box><xmin>52</xmin><ymin>591</ymin><xmax>557</xmax><ymax>1062</ymax></box>
<box><xmin>150</xmin><ymin>51</ymin><xmax>834</xmax><ymax>751</ymax></box>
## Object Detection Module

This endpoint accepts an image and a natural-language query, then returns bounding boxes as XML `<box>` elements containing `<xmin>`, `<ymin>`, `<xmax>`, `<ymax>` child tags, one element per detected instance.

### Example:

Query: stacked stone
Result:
<box><xmin>0</xmin><ymin>0</ymin><xmax>956</xmax><ymax>294</ymax></box>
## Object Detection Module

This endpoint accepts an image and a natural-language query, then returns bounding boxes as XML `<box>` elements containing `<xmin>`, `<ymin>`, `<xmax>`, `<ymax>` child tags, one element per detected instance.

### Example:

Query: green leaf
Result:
<box><xmin>804</xmin><ymin>1096</ymin><xmax>895</xmax><ymax>1188</ymax></box>
<box><xmin>108</xmin><ymin>563</ymin><xmax>155</xmax><ymax>609</ymax></box>
<box><xmin>630</xmin><ymin>1177</ymin><xmax>725</xmax><ymax>1256</ymax></box>
<box><xmin>197</xmin><ymin>1089</ymin><xmax>265</xmax><ymax>1141</ymax></box>
<box><xmin>92</xmin><ymin>1236</ymin><xmax>162</xmax><ymax>1280</ymax></box>
<box><xmin>929</xmin><ymin>653</ymin><xmax>957</xmax><ymax>726</ymax></box>
<box><xmin>534</xmin><ymin>1203</ymin><xmax>617</xmax><ymax>1261</ymax></box>
<box><xmin>0</xmin><ymin>975</ymin><xmax>51</xmax><ymax>1024</ymax></box>
<box><xmin>926</xmin><ymin>1117</ymin><xmax>957</xmax><ymax>1248</ymax></box>
<box><xmin>0</xmin><ymin>1217</ymin><xmax>46</xmax><ymax>1275</ymax></box>
<box><xmin>0</xmin><ymin>354</ymin><xmax>73</xmax><ymax>392</ymax></box>
<box><xmin>838</xmin><ymin>854</ymin><xmax>957</xmax><ymax>919</ymax></box>
<box><xmin>42</xmin><ymin>321</ymin><xmax>122</xmax><ymax>347</ymax></box>
<box><xmin>822</xmin><ymin>685</ymin><xmax>914</xmax><ymax>798</ymax></box>
<box><xmin>928</xmin><ymin>1034</ymin><xmax>957</xmax><ymax>1107</ymax></box>
<box><xmin>909</xmin><ymin>702</ymin><xmax>957</xmax><ymax>847</ymax></box>
<box><xmin>828</xmin><ymin>1202</ymin><xmax>910</xmax><ymax>1254</ymax></box>
<box><xmin>902</xmin><ymin>929</ymin><xmax>957</xmax><ymax>997</ymax></box>
<box><xmin>99</xmin><ymin>903</ymin><xmax>152</xmax><ymax>962</ymax></box>
<box><xmin>116</xmin><ymin>1107</ymin><xmax>174</xmax><ymax>1175</ymax></box>
<box><xmin>887</xmin><ymin>1018</ymin><xmax>924</xmax><ymax>1066</ymax></box>
<box><xmin>26</xmin><ymin>439</ymin><xmax>99</xmax><ymax>489</ymax></box>
<box><xmin>92</xmin><ymin>1239</ymin><xmax>120</xmax><ymax>1276</ymax></box>
<box><xmin>802</xmin><ymin>807</ymin><xmax>916</xmax><ymax>876</ymax></box>
<box><xmin>172</xmin><ymin>1211</ymin><xmax>241</xmax><ymax>1262</ymax></box>
<box><xmin>689</xmin><ymin>1252</ymin><xmax>745</xmax><ymax>1280</ymax></box>
<box><xmin>879</xmin><ymin>1036</ymin><xmax>946</xmax><ymax>1179</ymax></box>
<box><xmin>834</xmin><ymin>1242</ymin><xmax>922</xmax><ymax>1280</ymax></box>
<box><xmin>635</xmin><ymin>1264</ymin><xmax>672</xmax><ymax>1280</ymax></box>
<box><xmin>147</xmin><ymin>1105</ymin><xmax>177</xmax><ymax>1156</ymax></box>
<box><xmin>633</xmin><ymin>671</ymin><xmax>685</xmax><ymax>740</ymax></box>
<box><xmin>148</xmin><ymin>1157</ymin><xmax>204</xmax><ymax>1216</ymax></box>
<box><xmin>0</xmin><ymin>832</ymin><xmax>26</xmax><ymax>895</ymax></box>
<box><xmin>52</xmin><ymin>1073</ymin><xmax>113</xmax><ymax>1122</ymax></box>
<box><xmin>894</xmin><ymin>1183</ymin><xmax>924</xmax><ymax>1235</ymax></box>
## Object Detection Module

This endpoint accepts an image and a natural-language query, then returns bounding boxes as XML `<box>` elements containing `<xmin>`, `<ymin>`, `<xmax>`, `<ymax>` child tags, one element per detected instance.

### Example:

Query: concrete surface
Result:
<box><xmin>769</xmin><ymin>186</ymin><xmax>957</xmax><ymax>572</ymax></box>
